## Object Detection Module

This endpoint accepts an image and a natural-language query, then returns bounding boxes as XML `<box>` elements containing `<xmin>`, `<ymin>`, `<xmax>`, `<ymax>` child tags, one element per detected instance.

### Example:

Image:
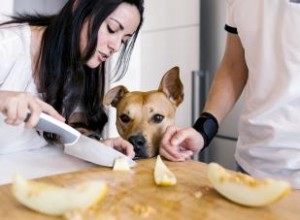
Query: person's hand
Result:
<box><xmin>0</xmin><ymin>91</ymin><xmax>65</xmax><ymax>128</ymax></box>
<box><xmin>102</xmin><ymin>137</ymin><xmax>135</xmax><ymax>159</ymax></box>
<box><xmin>159</xmin><ymin>125</ymin><xmax>205</xmax><ymax>162</ymax></box>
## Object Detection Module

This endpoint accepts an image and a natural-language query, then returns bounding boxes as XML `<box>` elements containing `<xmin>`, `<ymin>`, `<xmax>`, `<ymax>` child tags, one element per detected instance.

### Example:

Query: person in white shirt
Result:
<box><xmin>0</xmin><ymin>0</ymin><xmax>144</xmax><ymax>158</ymax></box>
<box><xmin>160</xmin><ymin>0</ymin><xmax>300</xmax><ymax>189</ymax></box>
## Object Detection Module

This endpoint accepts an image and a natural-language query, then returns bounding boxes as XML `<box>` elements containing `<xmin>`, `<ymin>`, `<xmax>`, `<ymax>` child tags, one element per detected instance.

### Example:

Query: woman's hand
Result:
<box><xmin>102</xmin><ymin>137</ymin><xmax>135</xmax><ymax>159</ymax></box>
<box><xmin>159</xmin><ymin>125</ymin><xmax>205</xmax><ymax>162</ymax></box>
<box><xmin>0</xmin><ymin>91</ymin><xmax>65</xmax><ymax>128</ymax></box>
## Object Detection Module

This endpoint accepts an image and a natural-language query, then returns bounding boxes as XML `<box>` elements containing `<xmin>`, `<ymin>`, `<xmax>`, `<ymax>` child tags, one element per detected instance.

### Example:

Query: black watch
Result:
<box><xmin>193</xmin><ymin>112</ymin><xmax>219</xmax><ymax>151</ymax></box>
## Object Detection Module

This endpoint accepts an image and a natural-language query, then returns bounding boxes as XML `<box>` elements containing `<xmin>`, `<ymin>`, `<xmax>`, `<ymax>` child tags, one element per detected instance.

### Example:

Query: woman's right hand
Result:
<box><xmin>0</xmin><ymin>91</ymin><xmax>65</xmax><ymax>128</ymax></box>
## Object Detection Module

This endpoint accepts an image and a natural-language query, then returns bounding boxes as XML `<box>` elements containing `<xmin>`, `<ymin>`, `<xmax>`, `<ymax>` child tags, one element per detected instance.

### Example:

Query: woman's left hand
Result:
<box><xmin>102</xmin><ymin>137</ymin><xmax>135</xmax><ymax>159</ymax></box>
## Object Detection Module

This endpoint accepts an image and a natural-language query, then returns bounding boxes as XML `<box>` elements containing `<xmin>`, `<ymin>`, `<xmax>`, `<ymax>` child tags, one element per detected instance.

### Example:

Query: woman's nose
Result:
<box><xmin>108</xmin><ymin>36</ymin><xmax>122</xmax><ymax>53</ymax></box>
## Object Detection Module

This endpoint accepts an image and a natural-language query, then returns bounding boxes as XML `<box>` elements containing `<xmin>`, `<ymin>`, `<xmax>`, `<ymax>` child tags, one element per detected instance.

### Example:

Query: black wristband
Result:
<box><xmin>193</xmin><ymin>112</ymin><xmax>219</xmax><ymax>151</ymax></box>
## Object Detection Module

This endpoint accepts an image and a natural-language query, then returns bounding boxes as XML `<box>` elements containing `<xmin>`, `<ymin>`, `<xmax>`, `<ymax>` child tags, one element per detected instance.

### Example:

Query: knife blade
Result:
<box><xmin>35</xmin><ymin>113</ymin><xmax>136</xmax><ymax>167</ymax></box>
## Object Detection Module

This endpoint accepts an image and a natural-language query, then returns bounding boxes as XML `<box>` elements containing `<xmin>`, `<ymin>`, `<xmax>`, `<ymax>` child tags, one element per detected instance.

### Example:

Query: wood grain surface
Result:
<box><xmin>0</xmin><ymin>158</ymin><xmax>299</xmax><ymax>220</ymax></box>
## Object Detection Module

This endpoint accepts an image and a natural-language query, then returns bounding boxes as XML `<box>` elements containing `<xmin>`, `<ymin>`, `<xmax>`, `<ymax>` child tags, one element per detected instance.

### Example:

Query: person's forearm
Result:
<box><xmin>203</xmin><ymin>34</ymin><xmax>248</xmax><ymax>124</ymax></box>
<box><xmin>203</xmin><ymin>64</ymin><xmax>247</xmax><ymax>123</ymax></box>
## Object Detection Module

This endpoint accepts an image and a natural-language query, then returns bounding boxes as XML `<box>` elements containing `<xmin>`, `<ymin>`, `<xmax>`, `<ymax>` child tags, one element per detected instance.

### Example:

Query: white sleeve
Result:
<box><xmin>0</xmin><ymin>25</ymin><xmax>31</xmax><ymax>87</ymax></box>
<box><xmin>225</xmin><ymin>0</ymin><xmax>237</xmax><ymax>28</ymax></box>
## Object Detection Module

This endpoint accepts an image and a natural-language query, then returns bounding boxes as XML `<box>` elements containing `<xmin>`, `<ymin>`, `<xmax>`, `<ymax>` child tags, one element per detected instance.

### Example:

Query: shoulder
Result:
<box><xmin>0</xmin><ymin>23</ymin><xmax>31</xmax><ymax>37</ymax></box>
<box><xmin>0</xmin><ymin>23</ymin><xmax>31</xmax><ymax>55</ymax></box>
<box><xmin>0</xmin><ymin>24</ymin><xmax>32</xmax><ymax>84</ymax></box>
<box><xmin>225</xmin><ymin>0</ymin><xmax>262</xmax><ymax>29</ymax></box>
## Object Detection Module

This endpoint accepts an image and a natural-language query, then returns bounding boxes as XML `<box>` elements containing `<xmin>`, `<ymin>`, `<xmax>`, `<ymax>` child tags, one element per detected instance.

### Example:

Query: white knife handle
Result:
<box><xmin>35</xmin><ymin>113</ymin><xmax>80</xmax><ymax>145</ymax></box>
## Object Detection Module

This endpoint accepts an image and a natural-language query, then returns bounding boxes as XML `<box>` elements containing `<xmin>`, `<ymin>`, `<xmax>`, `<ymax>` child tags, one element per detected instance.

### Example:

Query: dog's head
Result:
<box><xmin>103</xmin><ymin>66</ymin><xmax>184</xmax><ymax>158</ymax></box>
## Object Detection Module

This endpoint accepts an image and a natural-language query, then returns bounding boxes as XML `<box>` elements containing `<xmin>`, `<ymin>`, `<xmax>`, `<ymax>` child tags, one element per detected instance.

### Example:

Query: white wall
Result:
<box><xmin>0</xmin><ymin>0</ymin><xmax>67</xmax><ymax>21</ymax></box>
<box><xmin>13</xmin><ymin>0</ymin><xmax>67</xmax><ymax>15</ymax></box>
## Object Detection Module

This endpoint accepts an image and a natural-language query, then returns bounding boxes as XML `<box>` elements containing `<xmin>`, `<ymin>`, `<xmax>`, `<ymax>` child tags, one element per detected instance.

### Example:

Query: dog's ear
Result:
<box><xmin>158</xmin><ymin>66</ymin><xmax>184</xmax><ymax>106</ymax></box>
<box><xmin>103</xmin><ymin>85</ymin><xmax>129</xmax><ymax>107</ymax></box>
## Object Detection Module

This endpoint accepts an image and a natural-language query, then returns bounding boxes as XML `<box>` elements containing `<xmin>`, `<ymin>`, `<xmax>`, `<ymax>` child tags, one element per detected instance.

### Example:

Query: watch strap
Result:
<box><xmin>193</xmin><ymin>112</ymin><xmax>219</xmax><ymax>151</ymax></box>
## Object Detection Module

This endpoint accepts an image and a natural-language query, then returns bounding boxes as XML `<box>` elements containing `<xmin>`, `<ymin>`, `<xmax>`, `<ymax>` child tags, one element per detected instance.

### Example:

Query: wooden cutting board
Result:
<box><xmin>0</xmin><ymin>158</ymin><xmax>299</xmax><ymax>220</ymax></box>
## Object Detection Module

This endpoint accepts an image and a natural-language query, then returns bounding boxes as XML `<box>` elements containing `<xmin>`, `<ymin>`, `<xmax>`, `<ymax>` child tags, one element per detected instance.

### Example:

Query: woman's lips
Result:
<box><xmin>98</xmin><ymin>51</ymin><xmax>108</xmax><ymax>62</ymax></box>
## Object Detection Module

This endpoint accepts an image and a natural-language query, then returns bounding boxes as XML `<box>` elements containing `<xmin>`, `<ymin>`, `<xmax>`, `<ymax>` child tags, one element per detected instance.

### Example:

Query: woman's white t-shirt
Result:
<box><xmin>0</xmin><ymin>23</ymin><xmax>47</xmax><ymax>154</ymax></box>
<box><xmin>226</xmin><ymin>0</ymin><xmax>300</xmax><ymax>188</ymax></box>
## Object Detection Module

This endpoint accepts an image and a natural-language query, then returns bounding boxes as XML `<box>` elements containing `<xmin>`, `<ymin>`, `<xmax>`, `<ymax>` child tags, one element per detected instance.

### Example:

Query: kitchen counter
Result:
<box><xmin>0</xmin><ymin>158</ymin><xmax>299</xmax><ymax>219</ymax></box>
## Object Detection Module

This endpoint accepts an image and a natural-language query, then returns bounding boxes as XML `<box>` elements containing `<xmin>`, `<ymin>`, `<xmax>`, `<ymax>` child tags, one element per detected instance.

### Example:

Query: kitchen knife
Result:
<box><xmin>35</xmin><ymin>113</ymin><xmax>136</xmax><ymax>167</ymax></box>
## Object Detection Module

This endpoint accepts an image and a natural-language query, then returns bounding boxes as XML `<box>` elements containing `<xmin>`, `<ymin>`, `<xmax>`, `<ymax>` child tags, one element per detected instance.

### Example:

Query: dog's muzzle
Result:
<box><xmin>128</xmin><ymin>134</ymin><xmax>149</xmax><ymax>158</ymax></box>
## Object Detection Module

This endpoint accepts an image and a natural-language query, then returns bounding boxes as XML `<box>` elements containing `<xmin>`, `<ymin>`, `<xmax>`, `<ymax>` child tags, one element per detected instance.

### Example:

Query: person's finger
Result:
<box><xmin>24</xmin><ymin>99</ymin><xmax>64</xmax><ymax>128</ymax></box>
<box><xmin>37</xmin><ymin>99</ymin><xmax>65</xmax><ymax>122</ymax></box>
<box><xmin>169</xmin><ymin>128</ymin><xmax>191</xmax><ymax>146</ymax></box>
<box><xmin>17</xmin><ymin>98</ymin><xmax>29</xmax><ymax>124</ymax></box>
<box><xmin>159</xmin><ymin>125</ymin><xmax>183</xmax><ymax>158</ymax></box>
<box><xmin>159</xmin><ymin>147</ymin><xmax>185</xmax><ymax>162</ymax></box>
<box><xmin>160</xmin><ymin>125</ymin><xmax>177</xmax><ymax>146</ymax></box>
<box><xmin>170</xmin><ymin>127</ymin><xmax>199</xmax><ymax>149</ymax></box>
<box><xmin>161</xmin><ymin>144</ymin><xmax>185</xmax><ymax>161</ymax></box>
<box><xmin>25</xmin><ymin>99</ymin><xmax>42</xmax><ymax>128</ymax></box>
<box><xmin>116</xmin><ymin>140</ymin><xmax>135</xmax><ymax>158</ymax></box>
<box><xmin>124</xmin><ymin>145</ymin><xmax>135</xmax><ymax>158</ymax></box>
<box><xmin>4</xmin><ymin>97</ymin><xmax>18</xmax><ymax>123</ymax></box>
<box><xmin>161</xmin><ymin>126</ymin><xmax>198</xmax><ymax>160</ymax></box>
<box><xmin>105</xmin><ymin>137</ymin><xmax>135</xmax><ymax>158</ymax></box>
<box><xmin>177</xmin><ymin>149</ymin><xmax>194</xmax><ymax>159</ymax></box>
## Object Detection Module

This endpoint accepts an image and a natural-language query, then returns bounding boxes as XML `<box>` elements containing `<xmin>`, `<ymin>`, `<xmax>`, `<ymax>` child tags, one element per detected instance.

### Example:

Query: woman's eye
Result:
<box><xmin>107</xmin><ymin>25</ymin><xmax>116</xmax><ymax>34</ymax></box>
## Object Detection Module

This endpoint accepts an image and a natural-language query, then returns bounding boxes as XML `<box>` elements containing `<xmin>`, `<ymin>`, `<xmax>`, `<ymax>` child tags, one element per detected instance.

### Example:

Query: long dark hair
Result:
<box><xmin>1</xmin><ymin>0</ymin><xmax>144</xmax><ymax>143</ymax></box>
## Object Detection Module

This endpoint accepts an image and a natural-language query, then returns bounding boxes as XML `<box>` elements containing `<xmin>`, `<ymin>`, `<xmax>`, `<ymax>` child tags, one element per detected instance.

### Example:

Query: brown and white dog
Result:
<box><xmin>103</xmin><ymin>66</ymin><xmax>184</xmax><ymax>158</ymax></box>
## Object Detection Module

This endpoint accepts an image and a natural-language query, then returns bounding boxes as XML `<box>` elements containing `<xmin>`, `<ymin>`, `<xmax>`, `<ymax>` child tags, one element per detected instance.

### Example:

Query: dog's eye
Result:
<box><xmin>152</xmin><ymin>114</ymin><xmax>164</xmax><ymax>123</ymax></box>
<box><xmin>120</xmin><ymin>114</ymin><xmax>131</xmax><ymax>123</ymax></box>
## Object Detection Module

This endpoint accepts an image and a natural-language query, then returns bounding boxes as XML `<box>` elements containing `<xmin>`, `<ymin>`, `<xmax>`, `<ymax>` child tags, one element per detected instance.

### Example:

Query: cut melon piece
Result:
<box><xmin>12</xmin><ymin>174</ymin><xmax>108</xmax><ymax>216</ymax></box>
<box><xmin>154</xmin><ymin>155</ymin><xmax>177</xmax><ymax>186</ymax></box>
<box><xmin>207</xmin><ymin>163</ymin><xmax>291</xmax><ymax>207</ymax></box>
<box><xmin>113</xmin><ymin>156</ymin><xmax>131</xmax><ymax>171</ymax></box>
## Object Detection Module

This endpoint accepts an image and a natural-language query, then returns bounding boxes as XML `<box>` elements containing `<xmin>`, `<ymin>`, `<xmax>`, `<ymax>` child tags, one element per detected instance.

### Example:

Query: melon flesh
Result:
<box><xmin>113</xmin><ymin>156</ymin><xmax>131</xmax><ymax>171</ymax></box>
<box><xmin>207</xmin><ymin>163</ymin><xmax>291</xmax><ymax>207</ymax></box>
<box><xmin>154</xmin><ymin>155</ymin><xmax>177</xmax><ymax>186</ymax></box>
<box><xmin>12</xmin><ymin>174</ymin><xmax>108</xmax><ymax>216</ymax></box>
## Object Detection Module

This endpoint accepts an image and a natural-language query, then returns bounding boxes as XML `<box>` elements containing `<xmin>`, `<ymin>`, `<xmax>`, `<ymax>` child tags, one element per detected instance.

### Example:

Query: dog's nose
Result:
<box><xmin>128</xmin><ymin>135</ymin><xmax>147</xmax><ymax>157</ymax></box>
<box><xmin>128</xmin><ymin>135</ymin><xmax>146</xmax><ymax>150</ymax></box>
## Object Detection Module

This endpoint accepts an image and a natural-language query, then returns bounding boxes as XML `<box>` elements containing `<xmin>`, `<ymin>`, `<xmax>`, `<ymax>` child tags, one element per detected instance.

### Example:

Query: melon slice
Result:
<box><xmin>154</xmin><ymin>155</ymin><xmax>177</xmax><ymax>186</ymax></box>
<box><xmin>12</xmin><ymin>174</ymin><xmax>108</xmax><ymax>216</ymax></box>
<box><xmin>207</xmin><ymin>163</ymin><xmax>291</xmax><ymax>207</ymax></box>
<box><xmin>113</xmin><ymin>156</ymin><xmax>131</xmax><ymax>171</ymax></box>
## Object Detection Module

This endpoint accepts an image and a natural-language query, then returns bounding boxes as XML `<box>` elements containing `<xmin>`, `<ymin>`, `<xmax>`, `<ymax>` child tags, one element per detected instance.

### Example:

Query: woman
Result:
<box><xmin>0</xmin><ymin>0</ymin><xmax>144</xmax><ymax>158</ymax></box>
